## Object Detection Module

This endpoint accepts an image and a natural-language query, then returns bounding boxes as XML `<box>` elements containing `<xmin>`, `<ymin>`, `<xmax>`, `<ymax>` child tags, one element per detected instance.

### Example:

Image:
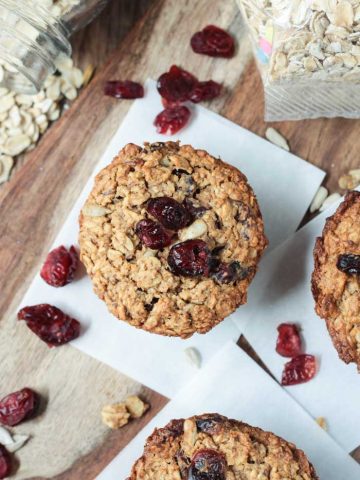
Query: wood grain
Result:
<box><xmin>0</xmin><ymin>0</ymin><xmax>359</xmax><ymax>477</ymax></box>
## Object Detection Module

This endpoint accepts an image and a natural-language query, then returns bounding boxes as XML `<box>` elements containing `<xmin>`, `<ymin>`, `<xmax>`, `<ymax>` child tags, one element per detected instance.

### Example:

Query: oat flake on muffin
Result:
<box><xmin>312</xmin><ymin>190</ymin><xmax>360</xmax><ymax>368</ymax></box>
<box><xmin>128</xmin><ymin>413</ymin><xmax>318</xmax><ymax>479</ymax></box>
<box><xmin>79</xmin><ymin>142</ymin><xmax>267</xmax><ymax>338</ymax></box>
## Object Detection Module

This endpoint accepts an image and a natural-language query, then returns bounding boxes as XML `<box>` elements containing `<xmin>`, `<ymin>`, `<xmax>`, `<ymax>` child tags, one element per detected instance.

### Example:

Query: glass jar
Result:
<box><xmin>0</xmin><ymin>0</ymin><xmax>109</xmax><ymax>93</ymax></box>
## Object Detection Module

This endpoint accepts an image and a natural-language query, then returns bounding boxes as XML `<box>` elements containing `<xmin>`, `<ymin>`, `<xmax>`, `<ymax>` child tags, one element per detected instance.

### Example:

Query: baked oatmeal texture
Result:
<box><xmin>312</xmin><ymin>190</ymin><xmax>360</xmax><ymax>368</ymax></box>
<box><xmin>79</xmin><ymin>142</ymin><xmax>267</xmax><ymax>338</ymax></box>
<box><xmin>128</xmin><ymin>413</ymin><xmax>318</xmax><ymax>479</ymax></box>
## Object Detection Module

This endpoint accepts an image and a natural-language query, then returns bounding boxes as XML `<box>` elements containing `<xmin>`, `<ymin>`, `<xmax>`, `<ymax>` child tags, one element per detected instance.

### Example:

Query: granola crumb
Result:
<box><xmin>101</xmin><ymin>403</ymin><xmax>130</xmax><ymax>429</ymax></box>
<box><xmin>125</xmin><ymin>395</ymin><xmax>149</xmax><ymax>419</ymax></box>
<box><xmin>339</xmin><ymin>169</ymin><xmax>360</xmax><ymax>190</ymax></box>
<box><xmin>316</xmin><ymin>417</ymin><xmax>327</xmax><ymax>431</ymax></box>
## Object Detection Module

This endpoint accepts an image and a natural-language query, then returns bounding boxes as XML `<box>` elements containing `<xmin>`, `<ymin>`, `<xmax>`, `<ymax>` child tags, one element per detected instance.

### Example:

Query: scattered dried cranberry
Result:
<box><xmin>281</xmin><ymin>354</ymin><xmax>316</xmax><ymax>386</ymax></box>
<box><xmin>147</xmin><ymin>197</ymin><xmax>192</xmax><ymax>230</ymax></box>
<box><xmin>191</xmin><ymin>25</ymin><xmax>235</xmax><ymax>58</ymax></box>
<box><xmin>183</xmin><ymin>198</ymin><xmax>209</xmax><ymax>218</ymax></box>
<box><xmin>189</xmin><ymin>81</ymin><xmax>222</xmax><ymax>103</ymax></box>
<box><xmin>154</xmin><ymin>106</ymin><xmax>191</xmax><ymax>135</ymax></box>
<box><xmin>336</xmin><ymin>254</ymin><xmax>360</xmax><ymax>275</ymax></box>
<box><xmin>0</xmin><ymin>445</ymin><xmax>11</xmax><ymax>479</ymax></box>
<box><xmin>18</xmin><ymin>304</ymin><xmax>81</xmax><ymax>347</ymax></box>
<box><xmin>276</xmin><ymin>323</ymin><xmax>302</xmax><ymax>358</ymax></box>
<box><xmin>135</xmin><ymin>219</ymin><xmax>173</xmax><ymax>249</ymax></box>
<box><xmin>0</xmin><ymin>388</ymin><xmax>39</xmax><ymax>427</ymax></box>
<box><xmin>40</xmin><ymin>245</ymin><xmax>78</xmax><ymax>288</ymax></box>
<box><xmin>157</xmin><ymin>65</ymin><xmax>197</xmax><ymax>103</ymax></box>
<box><xmin>104</xmin><ymin>80</ymin><xmax>144</xmax><ymax>99</ymax></box>
<box><xmin>161</xmin><ymin>97</ymin><xmax>182</xmax><ymax>109</ymax></box>
<box><xmin>168</xmin><ymin>240</ymin><xmax>211</xmax><ymax>277</ymax></box>
<box><xmin>212</xmin><ymin>261</ymin><xmax>248</xmax><ymax>284</ymax></box>
<box><xmin>188</xmin><ymin>449</ymin><xmax>226</xmax><ymax>480</ymax></box>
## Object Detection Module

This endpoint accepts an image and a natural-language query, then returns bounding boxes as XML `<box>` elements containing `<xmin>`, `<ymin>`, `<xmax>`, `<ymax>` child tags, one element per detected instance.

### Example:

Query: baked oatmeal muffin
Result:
<box><xmin>79</xmin><ymin>142</ymin><xmax>267</xmax><ymax>338</ymax></box>
<box><xmin>312</xmin><ymin>190</ymin><xmax>360</xmax><ymax>368</ymax></box>
<box><xmin>128</xmin><ymin>413</ymin><xmax>318</xmax><ymax>479</ymax></box>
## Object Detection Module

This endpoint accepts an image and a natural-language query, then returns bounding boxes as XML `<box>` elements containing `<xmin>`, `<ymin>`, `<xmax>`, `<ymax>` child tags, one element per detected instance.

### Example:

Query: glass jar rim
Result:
<box><xmin>0</xmin><ymin>0</ymin><xmax>71</xmax><ymax>93</ymax></box>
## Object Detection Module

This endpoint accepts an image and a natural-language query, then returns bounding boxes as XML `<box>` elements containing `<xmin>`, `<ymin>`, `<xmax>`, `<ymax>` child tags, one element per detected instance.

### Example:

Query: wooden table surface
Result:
<box><xmin>1</xmin><ymin>0</ymin><xmax>359</xmax><ymax>478</ymax></box>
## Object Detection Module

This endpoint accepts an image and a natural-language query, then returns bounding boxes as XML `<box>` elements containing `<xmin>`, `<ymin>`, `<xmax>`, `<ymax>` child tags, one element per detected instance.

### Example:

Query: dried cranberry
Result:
<box><xmin>18</xmin><ymin>304</ymin><xmax>81</xmax><ymax>347</ymax></box>
<box><xmin>276</xmin><ymin>323</ymin><xmax>302</xmax><ymax>358</ymax></box>
<box><xmin>157</xmin><ymin>65</ymin><xmax>197</xmax><ymax>103</ymax></box>
<box><xmin>168</xmin><ymin>240</ymin><xmax>211</xmax><ymax>277</ymax></box>
<box><xmin>161</xmin><ymin>97</ymin><xmax>182</xmax><ymax>109</ymax></box>
<box><xmin>336</xmin><ymin>254</ymin><xmax>360</xmax><ymax>275</ymax></box>
<box><xmin>154</xmin><ymin>106</ymin><xmax>191</xmax><ymax>135</ymax></box>
<box><xmin>183</xmin><ymin>198</ymin><xmax>208</xmax><ymax>218</ymax></box>
<box><xmin>196</xmin><ymin>415</ymin><xmax>222</xmax><ymax>433</ymax></box>
<box><xmin>281</xmin><ymin>354</ymin><xmax>317</xmax><ymax>386</ymax></box>
<box><xmin>189</xmin><ymin>81</ymin><xmax>222</xmax><ymax>103</ymax></box>
<box><xmin>212</xmin><ymin>261</ymin><xmax>249</xmax><ymax>284</ymax></box>
<box><xmin>135</xmin><ymin>219</ymin><xmax>173</xmax><ymax>249</ymax></box>
<box><xmin>0</xmin><ymin>388</ymin><xmax>39</xmax><ymax>427</ymax></box>
<box><xmin>104</xmin><ymin>81</ymin><xmax>144</xmax><ymax>99</ymax></box>
<box><xmin>40</xmin><ymin>245</ymin><xmax>78</xmax><ymax>287</ymax></box>
<box><xmin>0</xmin><ymin>445</ymin><xmax>11</xmax><ymax>479</ymax></box>
<box><xmin>147</xmin><ymin>197</ymin><xmax>192</xmax><ymax>230</ymax></box>
<box><xmin>191</xmin><ymin>25</ymin><xmax>235</xmax><ymax>58</ymax></box>
<box><xmin>188</xmin><ymin>449</ymin><xmax>226</xmax><ymax>480</ymax></box>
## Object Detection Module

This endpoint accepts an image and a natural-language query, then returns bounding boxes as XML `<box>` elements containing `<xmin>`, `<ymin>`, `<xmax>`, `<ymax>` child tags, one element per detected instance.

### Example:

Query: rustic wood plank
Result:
<box><xmin>0</xmin><ymin>0</ymin><xmax>359</xmax><ymax>477</ymax></box>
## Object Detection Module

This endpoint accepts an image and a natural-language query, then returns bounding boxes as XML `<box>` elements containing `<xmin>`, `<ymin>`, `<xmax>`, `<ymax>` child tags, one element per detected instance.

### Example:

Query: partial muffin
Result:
<box><xmin>312</xmin><ymin>190</ymin><xmax>360</xmax><ymax>368</ymax></box>
<box><xmin>79</xmin><ymin>141</ymin><xmax>267</xmax><ymax>338</ymax></box>
<box><xmin>128</xmin><ymin>413</ymin><xmax>318</xmax><ymax>479</ymax></box>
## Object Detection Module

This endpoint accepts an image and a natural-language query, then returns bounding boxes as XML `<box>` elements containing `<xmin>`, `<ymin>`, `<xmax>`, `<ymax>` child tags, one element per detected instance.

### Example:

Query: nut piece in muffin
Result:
<box><xmin>79</xmin><ymin>142</ymin><xmax>267</xmax><ymax>338</ymax></box>
<box><xmin>128</xmin><ymin>413</ymin><xmax>318</xmax><ymax>479</ymax></box>
<box><xmin>312</xmin><ymin>191</ymin><xmax>360</xmax><ymax>368</ymax></box>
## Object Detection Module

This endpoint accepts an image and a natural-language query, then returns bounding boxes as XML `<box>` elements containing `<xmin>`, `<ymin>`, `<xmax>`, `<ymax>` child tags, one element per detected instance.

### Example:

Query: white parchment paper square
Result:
<box><xmin>233</xmin><ymin>195</ymin><xmax>360</xmax><ymax>451</ymax></box>
<box><xmin>98</xmin><ymin>342</ymin><xmax>360</xmax><ymax>480</ymax></box>
<box><xmin>19</xmin><ymin>80</ymin><xmax>324</xmax><ymax>397</ymax></box>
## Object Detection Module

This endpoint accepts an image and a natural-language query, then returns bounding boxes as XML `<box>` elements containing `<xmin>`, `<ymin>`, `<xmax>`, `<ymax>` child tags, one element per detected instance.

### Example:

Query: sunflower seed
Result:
<box><xmin>319</xmin><ymin>192</ymin><xmax>341</xmax><ymax>211</ymax></box>
<box><xmin>184</xmin><ymin>347</ymin><xmax>202</xmax><ymax>368</ymax></box>
<box><xmin>83</xmin><ymin>204</ymin><xmax>112</xmax><ymax>217</ymax></box>
<box><xmin>265</xmin><ymin>127</ymin><xmax>290</xmax><ymax>151</ymax></box>
<box><xmin>310</xmin><ymin>186</ymin><xmax>328</xmax><ymax>212</ymax></box>
<box><xmin>179</xmin><ymin>219</ymin><xmax>208</xmax><ymax>241</ymax></box>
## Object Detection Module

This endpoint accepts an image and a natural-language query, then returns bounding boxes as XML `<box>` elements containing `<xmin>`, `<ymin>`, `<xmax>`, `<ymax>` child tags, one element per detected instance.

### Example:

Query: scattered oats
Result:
<box><xmin>265</xmin><ymin>127</ymin><xmax>290</xmax><ymax>151</ymax></box>
<box><xmin>316</xmin><ymin>416</ymin><xmax>327</xmax><ymax>430</ymax></box>
<box><xmin>55</xmin><ymin>53</ymin><xmax>74</xmax><ymax>73</ymax></box>
<box><xmin>179</xmin><ymin>219</ymin><xmax>208</xmax><ymax>241</ymax></box>
<box><xmin>46</xmin><ymin>77</ymin><xmax>62</xmax><ymax>101</ymax></box>
<box><xmin>3</xmin><ymin>134</ymin><xmax>31</xmax><ymax>156</ymax></box>
<box><xmin>125</xmin><ymin>395</ymin><xmax>149</xmax><ymax>419</ymax></box>
<box><xmin>320</xmin><ymin>192</ymin><xmax>341</xmax><ymax>211</ymax></box>
<box><xmin>0</xmin><ymin>94</ymin><xmax>15</xmax><ymax>114</ymax></box>
<box><xmin>310</xmin><ymin>186</ymin><xmax>328</xmax><ymax>213</ymax></box>
<box><xmin>82</xmin><ymin>64</ymin><xmax>95</xmax><ymax>87</ymax></box>
<box><xmin>0</xmin><ymin>21</ymin><xmax>84</xmax><ymax>185</ymax></box>
<box><xmin>101</xmin><ymin>403</ymin><xmax>130</xmax><ymax>429</ymax></box>
<box><xmin>184</xmin><ymin>347</ymin><xmax>202</xmax><ymax>368</ymax></box>
<box><xmin>38</xmin><ymin>98</ymin><xmax>54</xmax><ymax>114</ymax></box>
<box><xmin>82</xmin><ymin>204</ymin><xmax>111</xmax><ymax>217</ymax></box>
<box><xmin>61</xmin><ymin>80</ymin><xmax>78</xmax><ymax>101</ymax></box>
